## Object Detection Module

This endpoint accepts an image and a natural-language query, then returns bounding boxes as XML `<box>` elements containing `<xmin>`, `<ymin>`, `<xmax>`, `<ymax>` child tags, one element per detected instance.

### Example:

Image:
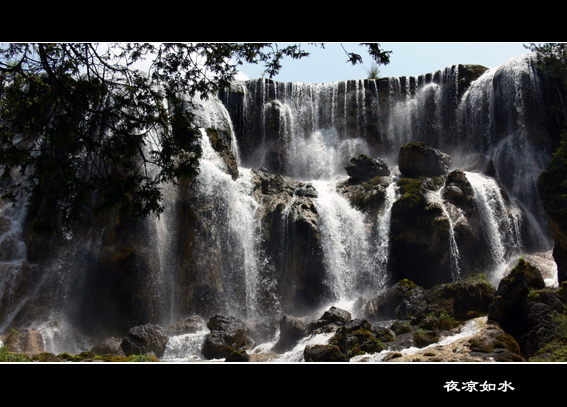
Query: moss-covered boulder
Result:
<box><xmin>251</xmin><ymin>168</ymin><xmax>327</xmax><ymax>316</ymax></box>
<box><xmin>201</xmin><ymin>314</ymin><xmax>252</xmax><ymax>360</ymax></box>
<box><xmin>488</xmin><ymin>258</ymin><xmax>546</xmax><ymax>348</ymax></box>
<box><xmin>362</xmin><ymin>279</ymin><xmax>426</xmax><ymax>321</ymax></box>
<box><xmin>389</xmin><ymin>176</ymin><xmax>455</xmax><ymax>287</ymax></box>
<box><xmin>408</xmin><ymin>275</ymin><xmax>496</xmax><ymax>325</ymax></box>
<box><xmin>345</xmin><ymin>154</ymin><xmax>390</xmax><ymax>182</ymax></box>
<box><xmin>304</xmin><ymin>318</ymin><xmax>391</xmax><ymax>362</ymax></box>
<box><xmin>304</xmin><ymin>344</ymin><xmax>349</xmax><ymax>362</ymax></box>
<box><xmin>225</xmin><ymin>346</ymin><xmax>250</xmax><ymax>362</ymax></box>
<box><xmin>398</xmin><ymin>142</ymin><xmax>451</xmax><ymax>178</ymax></box>
<box><xmin>467</xmin><ymin>322</ymin><xmax>525</xmax><ymax>362</ymax></box>
<box><xmin>2</xmin><ymin>328</ymin><xmax>45</xmax><ymax>355</ymax></box>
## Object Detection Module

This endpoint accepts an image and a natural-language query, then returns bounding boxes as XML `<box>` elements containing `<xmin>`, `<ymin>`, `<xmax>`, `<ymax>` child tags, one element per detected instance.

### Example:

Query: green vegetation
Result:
<box><xmin>420</xmin><ymin>311</ymin><xmax>456</xmax><ymax>331</ymax></box>
<box><xmin>0</xmin><ymin>43</ymin><xmax>391</xmax><ymax>234</ymax></box>
<box><xmin>0</xmin><ymin>346</ymin><xmax>32</xmax><ymax>362</ymax></box>
<box><xmin>530</xmin><ymin>311</ymin><xmax>567</xmax><ymax>361</ymax></box>
<box><xmin>0</xmin><ymin>345</ymin><xmax>160</xmax><ymax>362</ymax></box>
<box><xmin>538</xmin><ymin>131</ymin><xmax>567</xmax><ymax>230</ymax></box>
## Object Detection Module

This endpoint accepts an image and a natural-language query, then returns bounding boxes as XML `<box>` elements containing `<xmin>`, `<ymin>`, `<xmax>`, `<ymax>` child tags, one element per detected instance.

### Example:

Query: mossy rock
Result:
<box><xmin>32</xmin><ymin>352</ymin><xmax>63</xmax><ymax>362</ymax></box>
<box><xmin>304</xmin><ymin>344</ymin><xmax>349</xmax><ymax>362</ymax></box>
<box><xmin>413</xmin><ymin>329</ymin><xmax>439</xmax><ymax>348</ymax></box>
<box><xmin>398</xmin><ymin>142</ymin><xmax>451</xmax><ymax>178</ymax></box>
<box><xmin>225</xmin><ymin>346</ymin><xmax>250</xmax><ymax>362</ymax></box>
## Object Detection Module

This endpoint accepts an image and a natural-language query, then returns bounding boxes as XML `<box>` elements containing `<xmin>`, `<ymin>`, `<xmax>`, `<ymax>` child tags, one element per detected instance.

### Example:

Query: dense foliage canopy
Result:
<box><xmin>0</xmin><ymin>43</ymin><xmax>391</xmax><ymax>232</ymax></box>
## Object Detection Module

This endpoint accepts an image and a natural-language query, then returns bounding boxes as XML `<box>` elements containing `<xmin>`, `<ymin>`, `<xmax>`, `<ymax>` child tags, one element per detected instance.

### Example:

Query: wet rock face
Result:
<box><xmin>398</xmin><ymin>142</ymin><xmax>451</xmax><ymax>178</ymax></box>
<box><xmin>538</xmin><ymin>141</ymin><xmax>567</xmax><ymax>284</ymax></box>
<box><xmin>250</xmin><ymin>168</ymin><xmax>327</xmax><ymax>316</ymax></box>
<box><xmin>2</xmin><ymin>328</ymin><xmax>45</xmax><ymax>354</ymax></box>
<box><xmin>120</xmin><ymin>323</ymin><xmax>169</xmax><ymax>358</ymax></box>
<box><xmin>389</xmin><ymin>175</ymin><xmax>454</xmax><ymax>287</ymax></box>
<box><xmin>201</xmin><ymin>315</ymin><xmax>252</xmax><ymax>360</ymax></box>
<box><xmin>488</xmin><ymin>258</ymin><xmax>546</xmax><ymax>350</ymax></box>
<box><xmin>345</xmin><ymin>154</ymin><xmax>390</xmax><ymax>182</ymax></box>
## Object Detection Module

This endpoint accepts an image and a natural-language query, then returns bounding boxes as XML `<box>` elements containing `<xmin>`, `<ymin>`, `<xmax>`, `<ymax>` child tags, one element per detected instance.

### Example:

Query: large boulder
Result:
<box><xmin>2</xmin><ymin>328</ymin><xmax>45</xmax><ymax>355</ymax></box>
<box><xmin>389</xmin><ymin>177</ymin><xmax>455</xmax><ymax>287</ymax></box>
<box><xmin>270</xmin><ymin>314</ymin><xmax>312</xmax><ymax>353</ymax></box>
<box><xmin>91</xmin><ymin>337</ymin><xmax>126</xmax><ymax>357</ymax></box>
<box><xmin>251</xmin><ymin>168</ymin><xmax>327</xmax><ymax>315</ymax></box>
<box><xmin>362</xmin><ymin>279</ymin><xmax>426</xmax><ymax>322</ymax></box>
<box><xmin>272</xmin><ymin>306</ymin><xmax>353</xmax><ymax>354</ymax></box>
<box><xmin>345</xmin><ymin>154</ymin><xmax>390</xmax><ymax>182</ymax></box>
<box><xmin>120</xmin><ymin>323</ymin><xmax>169</xmax><ymax>358</ymax></box>
<box><xmin>488</xmin><ymin>259</ymin><xmax>546</xmax><ymax>348</ymax></box>
<box><xmin>304</xmin><ymin>318</ymin><xmax>392</xmax><ymax>362</ymax></box>
<box><xmin>398</xmin><ymin>142</ymin><xmax>451</xmax><ymax>178</ymax></box>
<box><xmin>201</xmin><ymin>315</ymin><xmax>252</xmax><ymax>360</ymax></box>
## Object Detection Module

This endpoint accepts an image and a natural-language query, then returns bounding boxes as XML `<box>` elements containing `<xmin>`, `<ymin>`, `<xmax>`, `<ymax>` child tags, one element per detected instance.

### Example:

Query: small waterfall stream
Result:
<box><xmin>466</xmin><ymin>171</ymin><xmax>524</xmax><ymax>285</ymax></box>
<box><xmin>312</xmin><ymin>179</ymin><xmax>373</xmax><ymax>308</ymax></box>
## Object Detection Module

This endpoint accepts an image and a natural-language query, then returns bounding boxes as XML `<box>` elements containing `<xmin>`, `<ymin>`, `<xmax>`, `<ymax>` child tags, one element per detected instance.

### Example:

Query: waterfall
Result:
<box><xmin>192</xmin><ymin>130</ymin><xmax>265</xmax><ymax>319</ymax></box>
<box><xmin>456</xmin><ymin>54</ymin><xmax>551</xmax><ymax>235</ymax></box>
<box><xmin>0</xmin><ymin>195</ymin><xmax>30</xmax><ymax>332</ymax></box>
<box><xmin>372</xmin><ymin>178</ymin><xmax>398</xmax><ymax>288</ymax></box>
<box><xmin>427</xmin><ymin>189</ymin><xmax>462</xmax><ymax>280</ymax></box>
<box><xmin>466</xmin><ymin>171</ymin><xmax>523</xmax><ymax>284</ymax></box>
<box><xmin>0</xmin><ymin>51</ymin><xmax>563</xmax><ymax>359</ymax></box>
<box><xmin>312</xmin><ymin>179</ymin><xmax>374</xmax><ymax>309</ymax></box>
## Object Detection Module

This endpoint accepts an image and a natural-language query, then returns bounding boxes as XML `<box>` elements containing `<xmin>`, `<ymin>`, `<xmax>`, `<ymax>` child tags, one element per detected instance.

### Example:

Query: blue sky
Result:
<box><xmin>236</xmin><ymin>42</ymin><xmax>532</xmax><ymax>83</ymax></box>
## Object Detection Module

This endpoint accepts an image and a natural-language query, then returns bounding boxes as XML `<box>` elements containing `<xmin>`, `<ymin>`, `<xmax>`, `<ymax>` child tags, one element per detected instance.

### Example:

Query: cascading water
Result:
<box><xmin>372</xmin><ymin>180</ymin><xmax>398</xmax><ymax>289</ymax></box>
<box><xmin>0</xmin><ymin>52</ymin><xmax>563</xmax><ymax>361</ymax></box>
<box><xmin>191</xmin><ymin>129</ymin><xmax>267</xmax><ymax>319</ymax></box>
<box><xmin>466</xmin><ymin>171</ymin><xmax>524</xmax><ymax>285</ymax></box>
<box><xmin>456</xmin><ymin>54</ymin><xmax>552</xmax><ymax>243</ymax></box>
<box><xmin>427</xmin><ymin>189</ymin><xmax>462</xmax><ymax>280</ymax></box>
<box><xmin>312</xmin><ymin>179</ymin><xmax>374</xmax><ymax>309</ymax></box>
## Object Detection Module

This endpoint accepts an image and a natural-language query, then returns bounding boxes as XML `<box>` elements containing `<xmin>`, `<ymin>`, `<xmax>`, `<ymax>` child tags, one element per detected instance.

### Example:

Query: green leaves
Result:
<box><xmin>0</xmin><ymin>42</ymin><xmax>392</xmax><ymax>233</ymax></box>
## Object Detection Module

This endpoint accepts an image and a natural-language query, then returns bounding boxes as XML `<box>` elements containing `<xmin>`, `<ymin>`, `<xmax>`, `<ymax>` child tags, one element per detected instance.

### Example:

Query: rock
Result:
<box><xmin>225</xmin><ymin>346</ymin><xmax>250</xmax><ymax>362</ymax></box>
<box><xmin>271</xmin><ymin>314</ymin><xmax>311</xmax><ymax>353</ymax></box>
<box><xmin>120</xmin><ymin>323</ymin><xmax>169</xmax><ymax>358</ymax></box>
<box><xmin>2</xmin><ymin>328</ymin><xmax>45</xmax><ymax>355</ymax></box>
<box><xmin>385</xmin><ymin>318</ymin><xmax>525</xmax><ymax>362</ymax></box>
<box><xmin>306</xmin><ymin>318</ymin><xmax>387</xmax><ymax>361</ymax></box>
<box><xmin>538</xmin><ymin>141</ymin><xmax>567</xmax><ymax>284</ymax></box>
<box><xmin>389</xmin><ymin>177</ymin><xmax>455</xmax><ymax>287</ymax></box>
<box><xmin>304</xmin><ymin>344</ymin><xmax>349</xmax><ymax>362</ymax></box>
<box><xmin>488</xmin><ymin>258</ymin><xmax>545</xmax><ymax>334</ymax></box>
<box><xmin>345</xmin><ymin>154</ymin><xmax>390</xmax><ymax>182</ymax></box>
<box><xmin>521</xmin><ymin>285</ymin><xmax>567</xmax><ymax>356</ymax></box>
<box><xmin>251</xmin><ymin>168</ymin><xmax>327</xmax><ymax>315</ymax></box>
<box><xmin>337</xmin><ymin>175</ymin><xmax>392</xmax><ymax>217</ymax></box>
<box><xmin>442</xmin><ymin>170</ymin><xmax>475</xmax><ymax>214</ymax></box>
<box><xmin>201</xmin><ymin>315</ymin><xmax>252</xmax><ymax>360</ymax></box>
<box><xmin>91</xmin><ymin>337</ymin><xmax>126</xmax><ymax>357</ymax></box>
<box><xmin>407</xmin><ymin>277</ymin><xmax>496</xmax><ymax>326</ymax></box>
<box><xmin>398</xmin><ymin>142</ymin><xmax>451</xmax><ymax>178</ymax></box>
<box><xmin>362</xmin><ymin>279</ymin><xmax>425</xmax><ymax>322</ymax></box>
<box><xmin>206</xmin><ymin>127</ymin><xmax>239</xmax><ymax>180</ymax></box>
<box><xmin>315</xmin><ymin>306</ymin><xmax>352</xmax><ymax>327</ymax></box>
<box><xmin>466</xmin><ymin>322</ymin><xmax>525</xmax><ymax>362</ymax></box>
